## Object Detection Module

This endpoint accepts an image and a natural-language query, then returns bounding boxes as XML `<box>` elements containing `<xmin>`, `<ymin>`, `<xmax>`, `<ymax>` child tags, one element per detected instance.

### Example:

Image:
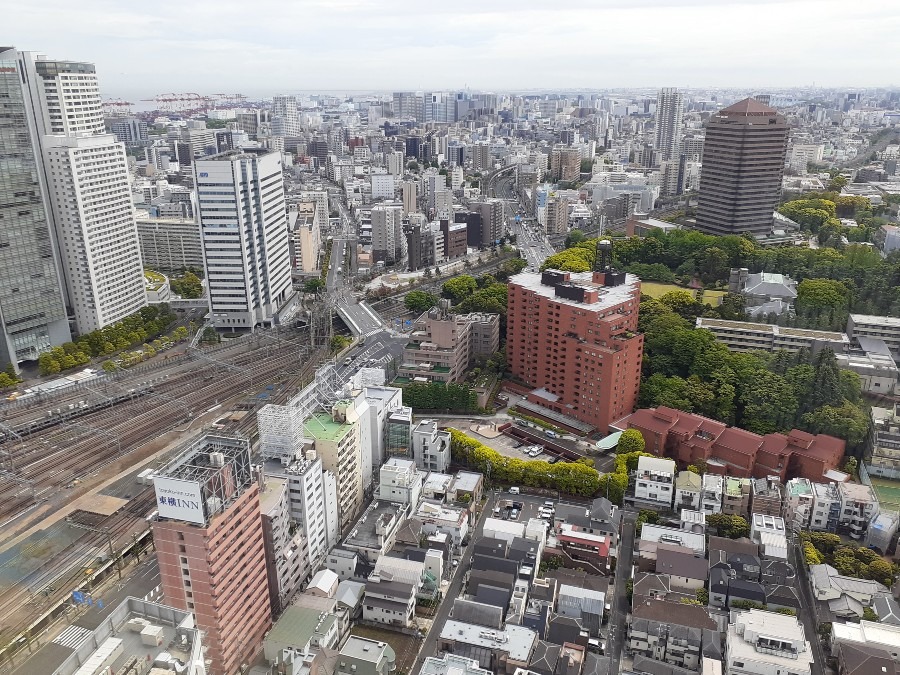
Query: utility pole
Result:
<box><xmin>65</xmin><ymin>517</ymin><xmax>123</xmax><ymax>581</ymax></box>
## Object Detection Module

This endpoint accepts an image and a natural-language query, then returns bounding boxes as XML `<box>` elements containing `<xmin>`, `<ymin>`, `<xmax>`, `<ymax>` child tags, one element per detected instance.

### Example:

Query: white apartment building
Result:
<box><xmin>411</xmin><ymin>420</ymin><xmax>451</xmax><ymax>473</ymax></box>
<box><xmin>194</xmin><ymin>150</ymin><xmax>293</xmax><ymax>329</ymax></box>
<box><xmin>848</xmin><ymin>314</ymin><xmax>900</xmax><ymax>358</ymax></box>
<box><xmin>43</xmin><ymin>134</ymin><xmax>147</xmax><ymax>333</ymax></box>
<box><xmin>701</xmin><ymin>473</ymin><xmax>725</xmax><ymax>514</ymax></box>
<box><xmin>788</xmin><ymin>143</ymin><xmax>824</xmax><ymax>174</ymax></box>
<box><xmin>265</xmin><ymin>454</ymin><xmax>340</xmax><ymax>586</ymax></box>
<box><xmin>750</xmin><ymin>513</ymin><xmax>788</xmax><ymax>560</ymax></box>
<box><xmin>297</xmin><ymin>190</ymin><xmax>330</xmax><ymax>228</ymax></box>
<box><xmin>417</xmin><ymin>502</ymin><xmax>469</xmax><ymax>547</ymax></box>
<box><xmin>654</xmin><ymin>87</ymin><xmax>684</xmax><ymax>162</ymax></box>
<box><xmin>272</xmin><ymin>95</ymin><xmax>300</xmax><ymax>137</ymax></box>
<box><xmin>726</xmin><ymin>609</ymin><xmax>813</xmax><ymax>675</ymax></box>
<box><xmin>371</xmin><ymin>174</ymin><xmax>395</xmax><ymax>200</ymax></box>
<box><xmin>378</xmin><ymin>457</ymin><xmax>422</xmax><ymax>506</ymax></box>
<box><xmin>386</xmin><ymin>151</ymin><xmax>404</xmax><ymax>177</ymax></box>
<box><xmin>259</xmin><ymin>476</ymin><xmax>308</xmax><ymax>614</ymax></box>
<box><xmin>20</xmin><ymin>52</ymin><xmax>105</xmax><ymax>136</ymax></box>
<box><xmin>371</xmin><ymin>202</ymin><xmax>404</xmax><ymax>265</ymax></box>
<box><xmin>635</xmin><ymin>456</ymin><xmax>676</xmax><ymax>508</ymax></box>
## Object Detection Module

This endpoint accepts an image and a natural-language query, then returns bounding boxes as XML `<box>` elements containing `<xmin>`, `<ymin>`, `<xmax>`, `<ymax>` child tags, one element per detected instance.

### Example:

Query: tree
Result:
<box><xmin>863</xmin><ymin>607</ymin><xmax>879</xmax><ymax>622</ymax></box>
<box><xmin>407</xmin><ymin>161</ymin><xmax>419</xmax><ymax>172</ymax></box>
<box><xmin>102</xmin><ymin>360</ymin><xmax>118</xmax><ymax>373</ymax></box>
<box><xmin>304</xmin><ymin>278</ymin><xmax>326</xmax><ymax>294</ymax></box>
<box><xmin>405</xmin><ymin>291</ymin><xmax>439</xmax><ymax>313</ymax></box>
<box><xmin>843</xmin><ymin>457</ymin><xmax>859</xmax><ymax>476</ymax></box>
<box><xmin>169</xmin><ymin>271</ymin><xmax>203</xmax><ymax>299</ymax></box>
<box><xmin>617</xmin><ymin>429</ymin><xmax>646</xmax><ymax>454</ymax></box>
<box><xmin>330</xmin><ymin>335</ymin><xmax>351</xmax><ymax>353</ymax></box>
<box><xmin>172</xmin><ymin>326</ymin><xmax>189</xmax><ymax>342</ymax></box>
<box><xmin>635</xmin><ymin>509</ymin><xmax>660</xmax><ymax>535</ymax></box>
<box><xmin>442</xmin><ymin>275</ymin><xmax>477</xmax><ymax>303</ymax></box>
<box><xmin>706</xmin><ymin>513</ymin><xmax>750</xmax><ymax>539</ymax></box>
<box><xmin>829</xmin><ymin>175</ymin><xmax>849</xmax><ymax>191</ymax></box>
<box><xmin>565</xmin><ymin>230</ymin><xmax>585</xmax><ymax>248</ymax></box>
<box><xmin>696</xmin><ymin>588</ymin><xmax>709</xmax><ymax>605</ymax></box>
<box><xmin>796</xmin><ymin>278</ymin><xmax>849</xmax><ymax>312</ymax></box>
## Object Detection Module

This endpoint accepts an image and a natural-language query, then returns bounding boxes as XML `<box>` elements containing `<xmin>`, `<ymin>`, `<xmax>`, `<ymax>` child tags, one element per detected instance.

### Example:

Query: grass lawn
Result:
<box><xmin>640</xmin><ymin>282</ymin><xmax>695</xmax><ymax>299</ymax></box>
<box><xmin>702</xmin><ymin>290</ymin><xmax>727</xmax><ymax>307</ymax></box>
<box><xmin>350</xmin><ymin>624</ymin><xmax>421</xmax><ymax>673</ymax></box>
<box><xmin>870</xmin><ymin>477</ymin><xmax>900</xmax><ymax>511</ymax></box>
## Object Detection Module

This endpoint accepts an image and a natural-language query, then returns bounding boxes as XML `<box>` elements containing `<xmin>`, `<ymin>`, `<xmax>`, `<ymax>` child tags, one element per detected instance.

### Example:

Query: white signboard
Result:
<box><xmin>154</xmin><ymin>476</ymin><xmax>205</xmax><ymax>525</ymax></box>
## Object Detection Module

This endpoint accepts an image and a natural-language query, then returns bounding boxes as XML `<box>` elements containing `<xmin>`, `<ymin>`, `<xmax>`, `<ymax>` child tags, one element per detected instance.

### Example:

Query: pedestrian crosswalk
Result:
<box><xmin>53</xmin><ymin>625</ymin><xmax>93</xmax><ymax>650</ymax></box>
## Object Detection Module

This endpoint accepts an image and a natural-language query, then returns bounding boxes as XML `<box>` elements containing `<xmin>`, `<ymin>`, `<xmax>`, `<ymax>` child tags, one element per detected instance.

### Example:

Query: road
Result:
<box><xmin>508</xmin><ymin>207</ymin><xmax>556</xmax><ymax>271</ymax></box>
<box><xmin>608</xmin><ymin>510</ymin><xmax>636</xmax><ymax>673</ymax></box>
<box><xmin>410</xmin><ymin>492</ymin><xmax>496</xmax><ymax>673</ymax></box>
<box><xmin>794</xmin><ymin>541</ymin><xmax>829</xmax><ymax>674</ymax></box>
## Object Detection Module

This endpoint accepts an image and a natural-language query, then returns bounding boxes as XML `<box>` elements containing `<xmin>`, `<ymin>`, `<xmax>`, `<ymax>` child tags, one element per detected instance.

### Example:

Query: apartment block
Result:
<box><xmin>550</xmin><ymin>146</ymin><xmax>582</xmax><ymax>183</ymax></box>
<box><xmin>838</xmin><ymin>482</ymin><xmax>880</xmax><ymax>540</ymax></box>
<box><xmin>136</xmin><ymin>216</ymin><xmax>204</xmax><ymax>274</ymax></box>
<box><xmin>726</xmin><ymin>609</ymin><xmax>813</xmax><ymax>675</ymax></box>
<box><xmin>289</xmin><ymin>201</ymin><xmax>322</xmax><ymax>274</ymax></box>
<box><xmin>194</xmin><ymin>150</ymin><xmax>292</xmax><ymax>330</ymax></box>
<box><xmin>784</xmin><ymin>478</ymin><xmax>814</xmax><ymax>530</ymax></box>
<box><xmin>702</xmin><ymin>473</ymin><xmax>725</xmax><ymax>514</ymax></box>
<box><xmin>259</xmin><ymin>476</ymin><xmax>306</xmax><ymax>615</ymax></box>
<box><xmin>867</xmin><ymin>404</ymin><xmax>900</xmax><ymax>480</ymax></box>
<box><xmin>371</xmin><ymin>202</ymin><xmax>404</xmax><ymax>265</ymax></box>
<box><xmin>152</xmin><ymin>435</ymin><xmax>272</xmax><ymax>674</ymax></box>
<box><xmin>810</xmin><ymin>481</ymin><xmax>842</xmax><ymax>532</ymax></box>
<box><xmin>848</xmin><ymin>314</ymin><xmax>900</xmax><ymax>358</ymax></box>
<box><xmin>750</xmin><ymin>477</ymin><xmax>783</xmax><ymax>517</ymax></box>
<box><xmin>635</xmin><ymin>456</ymin><xmax>676</xmax><ymax>509</ymax></box>
<box><xmin>623</xmin><ymin>406</ymin><xmax>845</xmax><ymax>482</ymax></box>
<box><xmin>722</xmin><ymin>477</ymin><xmax>752</xmax><ymax>517</ymax></box>
<box><xmin>695</xmin><ymin>317</ymin><xmax>849</xmax><ymax>354</ymax></box>
<box><xmin>628</xmin><ymin>600</ymin><xmax>718</xmax><ymax>671</ymax></box>
<box><xmin>400</xmin><ymin>305</ymin><xmax>500</xmax><ymax>384</ymax></box>
<box><xmin>507</xmin><ymin>261</ymin><xmax>643</xmax><ymax>434</ymax></box>
<box><xmin>305</xmin><ymin>401</ymin><xmax>365</xmax><ymax>531</ymax></box>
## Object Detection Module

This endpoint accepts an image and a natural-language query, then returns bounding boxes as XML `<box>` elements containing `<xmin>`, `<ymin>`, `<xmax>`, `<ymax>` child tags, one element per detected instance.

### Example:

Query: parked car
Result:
<box><xmin>510</xmin><ymin>508</ymin><xmax>520</xmax><ymax>519</ymax></box>
<box><xmin>509</xmin><ymin>487</ymin><xmax>520</xmax><ymax>495</ymax></box>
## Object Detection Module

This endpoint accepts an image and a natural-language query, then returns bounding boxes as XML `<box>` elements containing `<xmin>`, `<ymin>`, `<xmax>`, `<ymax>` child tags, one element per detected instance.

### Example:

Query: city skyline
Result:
<box><xmin>6</xmin><ymin>0</ymin><xmax>898</xmax><ymax>98</ymax></box>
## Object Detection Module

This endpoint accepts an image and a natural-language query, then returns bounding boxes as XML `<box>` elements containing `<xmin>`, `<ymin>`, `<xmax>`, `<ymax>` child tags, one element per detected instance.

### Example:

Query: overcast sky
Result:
<box><xmin>7</xmin><ymin>0</ymin><xmax>898</xmax><ymax>99</ymax></box>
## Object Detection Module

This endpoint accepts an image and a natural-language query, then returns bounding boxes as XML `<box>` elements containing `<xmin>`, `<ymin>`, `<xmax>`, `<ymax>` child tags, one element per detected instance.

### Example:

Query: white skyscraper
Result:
<box><xmin>272</xmin><ymin>95</ymin><xmax>300</xmax><ymax>137</ymax></box>
<box><xmin>43</xmin><ymin>135</ymin><xmax>147</xmax><ymax>332</ymax></box>
<box><xmin>16</xmin><ymin>50</ymin><xmax>146</xmax><ymax>335</ymax></box>
<box><xmin>654</xmin><ymin>87</ymin><xmax>684</xmax><ymax>163</ymax></box>
<box><xmin>194</xmin><ymin>150</ymin><xmax>293</xmax><ymax>329</ymax></box>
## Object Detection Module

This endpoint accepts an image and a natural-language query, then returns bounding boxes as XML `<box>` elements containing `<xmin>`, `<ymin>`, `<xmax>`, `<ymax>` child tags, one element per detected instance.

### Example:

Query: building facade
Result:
<box><xmin>411</xmin><ymin>420</ymin><xmax>452</xmax><ymax>473</ymax></box>
<box><xmin>136</xmin><ymin>216</ymin><xmax>204</xmax><ymax>273</ymax></box>
<box><xmin>507</xmin><ymin>264</ymin><xmax>643</xmax><ymax>433</ymax></box>
<box><xmin>152</xmin><ymin>436</ymin><xmax>272</xmax><ymax>675</ymax></box>
<box><xmin>695</xmin><ymin>98</ymin><xmax>789</xmax><ymax>236</ymax></box>
<box><xmin>194</xmin><ymin>150</ymin><xmax>292</xmax><ymax>329</ymax></box>
<box><xmin>654</xmin><ymin>87</ymin><xmax>684</xmax><ymax>163</ymax></box>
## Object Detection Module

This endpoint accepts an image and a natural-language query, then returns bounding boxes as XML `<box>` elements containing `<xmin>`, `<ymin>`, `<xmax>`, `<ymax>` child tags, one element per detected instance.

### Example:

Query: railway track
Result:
<box><xmin>0</xmin><ymin>339</ymin><xmax>311</xmax><ymax>525</ymax></box>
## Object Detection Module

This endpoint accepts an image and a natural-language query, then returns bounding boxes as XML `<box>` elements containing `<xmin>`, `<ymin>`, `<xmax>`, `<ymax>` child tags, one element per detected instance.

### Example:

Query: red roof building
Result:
<box><xmin>619</xmin><ymin>407</ymin><xmax>845</xmax><ymax>482</ymax></box>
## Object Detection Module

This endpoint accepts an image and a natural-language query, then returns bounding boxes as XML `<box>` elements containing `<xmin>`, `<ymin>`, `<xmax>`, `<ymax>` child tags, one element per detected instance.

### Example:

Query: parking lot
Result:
<box><xmin>490</xmin><ymin>489</ymin><xmax>589</xmax><ymax>524</ymax></box>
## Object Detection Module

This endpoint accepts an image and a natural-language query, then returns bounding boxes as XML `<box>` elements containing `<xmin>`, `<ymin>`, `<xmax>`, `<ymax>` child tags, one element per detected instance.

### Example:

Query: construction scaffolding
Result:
<box><xmin>154</xmin><ymin>434</ymin><xmax>252</xmax><ymax>525</ymax></box>
<box><xmin>257</xmin><ymin>403</ymin><xmax>308</xmax><ymax>463</ymax></box>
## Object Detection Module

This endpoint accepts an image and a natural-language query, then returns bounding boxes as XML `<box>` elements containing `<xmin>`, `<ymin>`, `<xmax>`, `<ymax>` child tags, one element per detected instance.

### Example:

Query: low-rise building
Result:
<box><xmin>337</xmin><ymin>636</ymin><xmax>397</xmax><ymax>675</ymax></box>
<box><xmin>750</xmin><ymin>477</ymin><xmax>782</xmax><ymax>517</ymax></box>
<box><xmin>749</xmin><ymin>514</ymin><xmax>788</xmax><ymax>561</ymax></box>
<box><xmin>696</xmin><ymin>317</ymin><xmax>849</xmax><ymax>354</ymax></box>
<box><xmin>417</xmin><ymin>501</ymin><xmax>469</xmax><ymax>547</ymax></box>
<box><xmin>342</xmin><ymin>501</ymin><xmax>408</xmax><ymax>564</ymax></box>
<box><xmin>363</xmin><ymin>576</ymin><xmax>417</xmax><ymax>628</ymax></box>
<box><xmin>38</xmin><ymin>598</ymin><xmax>205</xmax><ymax>675</ymax></box>
<box><xmin>421</xmin><ymin>654</ymin><xmax>493</xmax><ymax>675</ymax></box>
<box><xmin>452</xmin><ymin>471</ymin><xmax>484</xmax><ymax>504</ymax></box>
<box><xmin>674</xmin><ymin>471</ymin><xmax>702</xmax><ymax>511</ymax></box>
<box><xmin>437</xmin><ymin>620</ymin><xmax>537</xmax><ymax>674</ymax></box>
<box><xmin>639</xmin><ymin>524</ymin><xmax>706</xmax><ymax>560</ymax></box>
<box><xmin>832</xmin><ymin>621</ymin><xmax>900</xmax><ymax>662</ymax></box>
<box><xmin>701</xmin><ymin>474</ymin><xmax>724</xmax><ymax>514</ymax></box>
<box><xmin>412</xmin><ymin>420</ymin><xmax>452</xmax><ymax>473</ymax></box>
<box><xmin>848</xmin><ymin>314</ymin><xmax>900</xmax><ymax>358</ymax></box>
<box><xmin>263</xmin><ymin>604</ymin><xmax>341</xmax><ymax>664</ymax></box>
<box><xmin>839</xmin><ymin>481</ymin><xmax>880</xmax><ymax>540</ymax></box>
<box><xmin>378</xmin><ymin>457</ymin><xmax>423</xmax><ymax>505</ymax></box>
<box><xmin>784</xmin><ymin>478</ymin><xmax>814</xmax><ymax>531</ymax></box>
<box><xmin>725</xmin><ymin>609</ymin><xmax>813</xmax><ymax>675</ymax></box>
<box><xmin>810</xmin><ymin>564</ymin><xmax>886</xmax><ymax>619</ymax></box>
<box><xmin>722</xmin><ymin>477</ymin><xmax>751</xmax><ymax>517</ymax></box>
<box><xmin>837</xmin><ymin>337</ymin><xmax>899</xmax><ymax>395</ymax></box>
<box><xmin>635</xmin><ymin>456</ymin><xmax>676</xmax><ymax>509</ymax></box>
<box><xmin>556</xmin><ymin>523</ymin><xmax>612</xmax><ymax>572</ymax></box>
<box><xmin>628</xmin><ymin>599</ymin><xmax>718</xmax><ymax>671</ymax></box>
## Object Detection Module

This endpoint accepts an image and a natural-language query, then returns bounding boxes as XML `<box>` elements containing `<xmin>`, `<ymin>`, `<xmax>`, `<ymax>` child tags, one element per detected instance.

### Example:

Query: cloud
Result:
<box><xmin>5</xmin><ymin>0</ymin><xmax>897</xmax><ymax>97</ymax></box>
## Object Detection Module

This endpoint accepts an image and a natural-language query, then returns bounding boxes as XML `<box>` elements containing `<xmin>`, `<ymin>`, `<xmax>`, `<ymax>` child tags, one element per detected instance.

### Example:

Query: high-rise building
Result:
<box><xmin>272</xmin><ymin>95</ymin><xmax>300</xmax><ymax>137</ymax></box>
<box><xmin>506</xmin><ymin>244</ymin><xmax>643</xmax><ymax>433</ymax></box>
<box><xmin>135</xmin><ymin>215</ymin><xmax>203</xmax><ymax>274</ymax></box>
<box><xmin>472</xmin><ymin>142</ymin><xmax>491</xmax><ymax>172</ymax></box>
<box><xmin>194</xmin><ymin>150</ymin><xmax>293</xmax><ymax>329</ymax></box>
<box><xmin>695</xmin><ymin>98</ymin><xmax>789</xmax><ymax>236</ymax></box>
<box><xmin>152</xmin><ymin>435</ymin><xmax>272</xmax><ymax>675</ymax></box>
<box><xmin>470</xmin><ymin>199</ymin><xmax>505</xmax><ymax>246</ymax></box>
<box><xmin>371</xmin><ymin>202</ymin><xmax>405</xmax><ymax>264</ymax></box>
<box><xmin>550</xmin><ymin>147</ymin><xmax>582</xmax><ymax>183</ymax></box>
<box><xmin>109</xmin><ymin>117</ymin><xmax>148</xmax><ymax>146</ymax></box>
<box><xmin>545</xmin><ymin>198</ymin><xmax>570</xmax><ymax>235</ymax></box>
<box><xmin>654</xmin><ymin>87</ymin><xmax>684</xmax><ymax>163</ymax></box>
<box><xmin>288</xmin><ymin>202</ymin><xmax>322</xmax><ymax>274</ymax></box>
<box><xmin>393</xmin><ymin>92</ymin><xmax>424</xmax><ymax>121</ymax></box>
<box><xmin>0</xmin><ymin>50</ymin><xmax>72</xmax><ymax>370</ymax></box>
<box><xmin>43</xmin><ymin>134</ymin><xmax>146</xmax><ymax>334</ymax></box>
<box><xmin>401</xmin><ymin>180</ymin><xmax>418</xmax><ymax>215</ymax></box>
<box><xmin>10</xmin><ymin>49</ymin><xmax>147</xmax><ymax>339</ymax></box>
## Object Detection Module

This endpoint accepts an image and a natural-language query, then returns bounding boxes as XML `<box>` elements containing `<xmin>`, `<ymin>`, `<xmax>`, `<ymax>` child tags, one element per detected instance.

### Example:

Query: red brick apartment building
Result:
<box><xmin>620</xmin><ymin>406</ymin><xmax>845</xmax><ymax>481</ymax></box>
<box><xmin>152</xmin><ymin>435</ymin><xmax>272</xmax><ymax>675</ymax></box>
<box><xmin>506</xmin><ymin>267</ymin><xmax>643</xmax><ymax>434</ymax></box>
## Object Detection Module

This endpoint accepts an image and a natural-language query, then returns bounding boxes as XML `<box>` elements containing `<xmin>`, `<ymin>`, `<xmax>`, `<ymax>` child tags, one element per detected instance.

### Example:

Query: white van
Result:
<box><xmin>509</xmin><ymin>487</ymin><xmax>520</xmax><ymax>495</ymax></box>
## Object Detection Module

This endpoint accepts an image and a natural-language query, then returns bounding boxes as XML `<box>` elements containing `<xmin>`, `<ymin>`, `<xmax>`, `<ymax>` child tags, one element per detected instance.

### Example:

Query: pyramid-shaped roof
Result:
<box><xmin>721</xmin><ymin>97</ymin><xmax>777</xmax><ymax>115</ymax></box>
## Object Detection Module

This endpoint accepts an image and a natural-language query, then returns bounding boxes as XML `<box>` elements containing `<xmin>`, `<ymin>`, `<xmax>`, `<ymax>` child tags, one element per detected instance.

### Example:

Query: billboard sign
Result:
<box><xmin>154</xmin><ymin>476</ymin><xmax>205</xmax><ymax>525</ymax></box>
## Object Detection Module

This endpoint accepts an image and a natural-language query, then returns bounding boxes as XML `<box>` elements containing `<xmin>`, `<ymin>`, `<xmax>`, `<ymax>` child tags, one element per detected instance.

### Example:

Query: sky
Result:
<box><xmin>6</xmin><ymin>0</ymin><xmax>898</xmax><ymax>100</ymax></box>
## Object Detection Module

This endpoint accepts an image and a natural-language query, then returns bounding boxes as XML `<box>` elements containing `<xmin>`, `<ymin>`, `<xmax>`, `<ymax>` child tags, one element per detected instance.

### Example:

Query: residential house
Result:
<box><xmin>831</xmin><ymin>621</ymin><xmax>900</xmax><ymax>662</ymax></box>
<box><xmin>438</xmin><ymin>620</ymin><xmax>537</xmax><ymax>674</ymax></box>
<box><xmin>701</xmin><ymin>474</ymin><xmax>724</xmax><ymax>514</ymax></box>
<box><xmin>810</xmin><ymin>564</ymin><xmax>887</xmax><ymax>619</ymax></box>
<box><xmin>635</xmin><ymin>456</ymin><xmax>677</xmax><ymax>510</ymax></box>
<box><xmin>337</xmin><ymin>636</ymin><xmax>396</xmax><ymax>675</ymax></box>
<box><xmin>421</xmin><ymin>654</ymin><xmax>493</xmax><ymax>675</ymax></box>
<box><xmin>725</xmin><ymin>609</ymin><xmax>813</xmax><ymax>675</ymax></box>
<box><xmin>639</xmin><ymin>525</ymin><xmax>706</xmax><ymax>566</ymax></box>
<box><xmin>784</xmin><ymin>478</ymin><xmax>814</xmax><ymax>531</ymax></box>
<box><xmin>628</xmin><ymin>599</ymin><xmax>719</xmax><ymax>671</ymax></box>
<box><xmin>833</xmin><ymin>642</ymin><xmax>899</xmax><ymax>675</ymax></box>
<box><xmin>722</xmin><ymin>477</ymin><xmax>752</xmax><ymax>518</ymax></box>
<box><xmin>557</xmin><ymin>585</ymin><xmax>605</xmax><ymax>638</ymax></box>
<box><xmin>750</xmin><ymin>477</ymin><xmax>782</xmax><ymax>516</ymax></box>
<box><xmin>674</xmin><ymin>471</ymin><xmax>702</xmax><ymax>511</ymax></box>
<box><xmin>655</xmin><ymin>544</ymin><xmax>708</xmax><ymax>592</ymax></box>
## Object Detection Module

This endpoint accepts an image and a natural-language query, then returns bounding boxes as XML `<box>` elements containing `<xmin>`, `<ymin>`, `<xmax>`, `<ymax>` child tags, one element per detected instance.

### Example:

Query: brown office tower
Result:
<box><xmin>152</xmin><ymin>435</ymin><xmax>272</xmax><ymax>675</ymax></box>
<box><xmin>695</xmin><ymin>98</ymin><xmax>788</xmax><ymax>236</ymax></box>
<box><xmin>507</xmin><ymin>241</ymin><xmax>643</xmax><ymax>434</ymax></box>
